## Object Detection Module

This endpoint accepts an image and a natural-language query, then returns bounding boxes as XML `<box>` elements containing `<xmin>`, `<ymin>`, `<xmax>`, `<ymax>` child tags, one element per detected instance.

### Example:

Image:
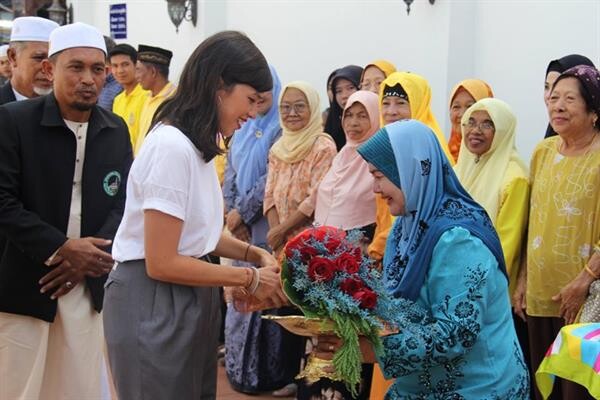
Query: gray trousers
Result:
<box><xmin>103</xmin><ymin>260</ymin><xmax>221</xmax><ymax>400</ymax></box>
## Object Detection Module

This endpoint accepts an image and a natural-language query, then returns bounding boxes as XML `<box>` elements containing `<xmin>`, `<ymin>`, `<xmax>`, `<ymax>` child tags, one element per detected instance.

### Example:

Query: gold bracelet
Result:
<box><xmin>585</xmin><ymin>264</ymin><xmax>600</xmax><ymax>280</ymax></box>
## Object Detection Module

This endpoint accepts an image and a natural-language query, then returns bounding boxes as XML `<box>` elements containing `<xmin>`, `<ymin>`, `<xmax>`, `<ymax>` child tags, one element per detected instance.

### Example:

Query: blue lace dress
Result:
<box><xmin>378</xmin><ymin>227</ymin><xmax>529</xmax><ymax>399</ymax></box>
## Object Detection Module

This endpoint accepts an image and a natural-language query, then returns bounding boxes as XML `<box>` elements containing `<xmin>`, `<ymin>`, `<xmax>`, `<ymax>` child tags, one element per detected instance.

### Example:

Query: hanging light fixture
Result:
<box><xmin>47</xmin><ymin>0</ymin><xmax>67</xmax><ymax>25</ymax></box>
<box><xmin>166</xmin><ymin>0</ymin><xmax>197</xmax><ymax>33</ymax></box>
<box><xmin>403</xmin><ymin>0</ymin><xmax>435</xmax><ymax>15</ymax></box>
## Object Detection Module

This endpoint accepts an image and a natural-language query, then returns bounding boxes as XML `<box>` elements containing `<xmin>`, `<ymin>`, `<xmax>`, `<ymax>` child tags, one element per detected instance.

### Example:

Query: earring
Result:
<box><xmin>218</xmin><ymin>95</ymin><xmax>222</xmax><ymax>105</ymax></box>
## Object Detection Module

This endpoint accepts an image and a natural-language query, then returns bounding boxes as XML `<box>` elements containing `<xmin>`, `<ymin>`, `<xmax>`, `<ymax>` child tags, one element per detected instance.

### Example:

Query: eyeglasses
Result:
<box><xmin>463</xmin><ymin>119</ymin><xmax>495</xmax><ymax>131</ymax></box>
<box><xmin>359</xmin><ymin>80</ymin><xmax>383</xmax><ymax>92</ymax></box>
<box><xmin>280</xmin><ymin>103</ymin><xmax>308</xmax><ymax>115</ymax></box>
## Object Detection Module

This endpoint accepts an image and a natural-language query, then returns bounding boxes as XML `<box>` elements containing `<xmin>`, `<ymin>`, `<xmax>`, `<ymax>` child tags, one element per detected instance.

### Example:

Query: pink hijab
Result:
<box><xmin>314</xmin><ymin>91</ymin><xmax>379</xmax><ymax>230</ymax></box>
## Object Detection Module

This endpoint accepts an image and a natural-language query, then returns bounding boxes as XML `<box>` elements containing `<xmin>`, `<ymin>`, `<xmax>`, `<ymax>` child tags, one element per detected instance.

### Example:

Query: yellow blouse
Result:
<box><xmin>368</xmin><ymin>196</ymin><xmax>394</xmax><ymax>262</ymax></box>
<box><xmin>496</xmin><ymin>174</ymin><xmax>529</xmax><ymax>297</ymax></box>
<box><xmin>527</xmin><ymin>137</ymin><xmax>600</xmax><ymax>317</ymax></box>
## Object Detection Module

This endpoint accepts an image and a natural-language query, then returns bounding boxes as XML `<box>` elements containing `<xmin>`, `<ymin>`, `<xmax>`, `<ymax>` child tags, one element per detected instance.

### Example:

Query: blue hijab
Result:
<box><xmin>357</xmin><ymin>120</ymin><xmax>507</xmax><ymax>300</ymax></box>
<box><xmin>228</xmin><ymin>65</ymin><xmax>282</xmax><ymax>195</ymax></box>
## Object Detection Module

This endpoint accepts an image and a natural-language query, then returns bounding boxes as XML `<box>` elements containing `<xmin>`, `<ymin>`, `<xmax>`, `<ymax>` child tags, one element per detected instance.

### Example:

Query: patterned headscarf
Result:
<box><xmin>545</xmin><ymin>55</ymin><xmax>596</xmax><ymax>138</ymax></box>
<box><xmin>357</xmin><ymin>120</ymin><xmax>506</xmax><ymax>300</ymax></box>
<box><xmin>379</xmin><ymin>71</ymin><xmax>453</xmax><ymax>164</ymax></box>
<box><xmin>555</xmin><ymin>65</ymin><xmax>600</xmax><ymax>122</ymax></box>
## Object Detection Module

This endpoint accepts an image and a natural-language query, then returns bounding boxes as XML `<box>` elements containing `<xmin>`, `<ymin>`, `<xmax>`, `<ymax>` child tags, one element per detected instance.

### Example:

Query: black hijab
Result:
<box><xmin>324</xmin><ymin>65</ymin><xmax>363</xmax><ymax>150</ymax></box>
<box><xmin>544</xmin><ymin>54</ymin><xmax>596</xmax><ymax>138</ymax></box>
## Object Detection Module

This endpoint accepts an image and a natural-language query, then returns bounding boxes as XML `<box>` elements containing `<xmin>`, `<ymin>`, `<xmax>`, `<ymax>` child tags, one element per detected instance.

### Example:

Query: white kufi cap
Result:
<box><xmin>10</xmin><ymin>16</ymin><xmax>59</xmax><ymax>42</ymax></box>
<box><xmin>48</xmin><ymin>22</ymin><xmax>106</xmax><ymax>57</ymax></box>
<box><xmin>0</xmin><ymin>45</ymin><xmax>8</xmax><ymax>58</ymax></box>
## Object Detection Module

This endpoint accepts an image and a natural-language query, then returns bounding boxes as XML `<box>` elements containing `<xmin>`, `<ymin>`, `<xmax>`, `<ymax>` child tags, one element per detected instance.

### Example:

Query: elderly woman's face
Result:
<box><xmin>368</xmin><ymin>163</ymin><xmax>406</xmax><ymax>216</ymax></box>
<box><xmin>279</xmin><ymin>87</ymin><xmax>310</xmax><ymax>132</ymax></box>
<box><xmin>464</xmin><ymin>110</ymin><xmax>495</xmax><ymax>156</ymax></box>
<box><xmin>381</xmin><ymin>96</ymin><xmax>411</xmax><ymax>125</ymax></box>
<box><xmin>547</xmin><ymin>77</ymin><xmax>596</xmax><ymax>136</ymax></box>
<box><xmin>343</xmin><ymin>102</ymin><xmax>371</xmax><ymax>142</ymax></box>
<box><xmin>450</xmin><ymin>88</ymin><xmax>476</xmax><ymax>129</ymax></box>
<box><xmin>544</xmin><ymin>71</ymin><xmax>561</xmax><ymax>106</ymax></box>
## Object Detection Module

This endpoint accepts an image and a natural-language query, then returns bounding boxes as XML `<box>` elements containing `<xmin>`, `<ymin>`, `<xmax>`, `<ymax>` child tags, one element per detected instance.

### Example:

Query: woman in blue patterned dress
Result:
<box><xmin>316</xmin><ymin>120</ymin><xmax>529</xmax><ymax>399</ymax></box>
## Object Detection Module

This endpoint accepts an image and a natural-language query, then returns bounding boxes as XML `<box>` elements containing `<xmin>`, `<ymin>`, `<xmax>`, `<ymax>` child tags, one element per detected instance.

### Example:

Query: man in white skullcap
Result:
<box><xmin>0</xmin><ymin>16</ymin><xmax>58</xmax><ymax>105</ymax></box>
<box><xmin>0</xmin><ymin>22</ymin><xmax>132</xmax><ymax>399</ymax></box>
<box><xmin>0</xmin><ymin>44</ymin><xmax>11</xmax><ymax>86</ymax></box>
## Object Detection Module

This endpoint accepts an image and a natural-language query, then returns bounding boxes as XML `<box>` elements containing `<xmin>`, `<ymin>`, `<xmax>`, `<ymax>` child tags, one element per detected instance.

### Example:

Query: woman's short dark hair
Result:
<box><xmin>553</xmin><ymin>73</ymin><xmax>600</xmax><ymax>130</ymax></box>
<box><xmin>153</xmin><ymin>31</ymin><xmax>272</xmax><ymax>162</ymax></box>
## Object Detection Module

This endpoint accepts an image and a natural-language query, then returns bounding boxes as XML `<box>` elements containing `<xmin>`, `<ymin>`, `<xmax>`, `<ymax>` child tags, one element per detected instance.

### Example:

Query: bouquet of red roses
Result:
<box><xmin>281</xmin><ymin>226</ymin><xmax>392</xmax><ymax>395</ymax></box>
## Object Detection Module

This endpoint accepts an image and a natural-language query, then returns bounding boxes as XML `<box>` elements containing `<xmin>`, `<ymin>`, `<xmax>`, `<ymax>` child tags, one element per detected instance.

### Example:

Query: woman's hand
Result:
<box><xmin>552</xmin><ymin>273</ymin><xmax>594</xmax><ymax>324</ymax></box>
<box><xmin>226</xmin><ymin>209</ymin><xmax>243</xmax><ymax>232</ymax></box>
<box><xmin>314</xmin><ymin>335</ymin><xmax>377</xmax><ymax>364</ymax></box>
<box><xmin>267</xmin><ymin>224</ymin><xmax>287</xmax><ymax>252</ymax></box>
<box><xmin>512</xmin><ymin>272</ymin><xmax>527</xmax><ymax>322</ymax></box>
<box><xmin>314</xmin><ymin>335</ymin><xmax>343</xmax><ymax>361</ymax></box>
<box><xmin>254</xmin><ymin>266</ymin><xmax>288</xmax><ymax>309</ymax></box>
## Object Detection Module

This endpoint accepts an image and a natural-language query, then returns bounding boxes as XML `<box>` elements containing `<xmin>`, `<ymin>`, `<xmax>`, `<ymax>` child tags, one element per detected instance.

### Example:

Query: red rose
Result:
<box><xmin>336</xmin><ymin>253</ymin><xmax>360</xmax><ymax>274</ymax></box>
<box><xmin>312</xmin><ymin>226</ymin><xmax>345</xmax><ymax>253</ymax></box>
<box><xmin>340</xmin><ymin>277</ymin><xmax>364</xmax><ymax>294</ymax></box>
<box><xmin>285</xmin><ymin>226</ymin><xmax>347</xmax><ymax>261</ymax></box>
<box><xmin>307</xmin><ymin>257</ymin><xmax>337</xmax><ymax>282</ymax></box>
<box><xmin>353</xmin><ymin>288</ymin><xmax>377</xmax><ymax>310</ymax></box>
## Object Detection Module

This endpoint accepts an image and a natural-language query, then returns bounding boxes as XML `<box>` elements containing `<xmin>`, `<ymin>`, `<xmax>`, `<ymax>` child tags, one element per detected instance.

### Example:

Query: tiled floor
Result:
<box><xmin>216</xmin><ymin>362</ymin><xmax>287</xmax><ymax>399</ymax></box>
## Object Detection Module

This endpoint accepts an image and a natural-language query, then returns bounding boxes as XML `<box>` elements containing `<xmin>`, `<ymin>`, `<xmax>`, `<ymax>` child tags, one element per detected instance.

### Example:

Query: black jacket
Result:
<box><xmin>0</xmin><ymin>81</ymin><xmax>17</xmax><ymax>105</ymax></box>
<box><xmin>0</xmin><ymin>94</ymin><xmax>132</xmax><ymax>322</ymax></box>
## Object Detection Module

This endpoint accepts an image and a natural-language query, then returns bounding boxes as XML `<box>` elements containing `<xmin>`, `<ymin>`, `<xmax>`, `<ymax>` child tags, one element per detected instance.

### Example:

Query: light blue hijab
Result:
<box><xmin>357</xmin><ymin>120</ymin><xmax>506</xmax><ymax>300</ymax></box>
<box><xmin>228</xmin><ymin>65</ymin><xmax>282</xmax><ymax>195</ymax></box>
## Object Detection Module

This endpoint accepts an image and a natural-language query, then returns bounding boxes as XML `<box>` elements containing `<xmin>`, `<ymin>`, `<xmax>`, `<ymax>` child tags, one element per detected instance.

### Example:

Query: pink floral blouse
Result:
<box><xmin>263</xmin><ymin>136</ymin><xmax>336</xmax><ymax>237</ymax></box>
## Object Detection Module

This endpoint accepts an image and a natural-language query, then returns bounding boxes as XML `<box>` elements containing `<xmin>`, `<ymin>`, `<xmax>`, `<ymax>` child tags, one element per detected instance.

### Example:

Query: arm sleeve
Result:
<box><xmin>297</xmin><ymin>141</ymin><xmax>337</xmax><ymax>217</ymax></box>
<box><xmin>236</xmin><ymin>174</ymin><xmax>267</xmax><ymax>225</ymax></box>
<box><xmin>495</xmin><ymin>177</ymin><xmax>529</xmax><ymax>286</ymax></box>
<box><xmin>222</xmin><ymin>150</ymin><xmax>237</xmax><ymax>214</ymax></box>
<box><xmin>137</xmin><ymin>136</ymin><xmax>192</xmax><ymax>221</ymax></box>
<box><xmin>263</xmin><ymin>153</ymin><xmax>278</xmax><ymax>215</ymax></box>
<box><xmin>0</xmin><ymin>106</ymin><xmax>67</xmax><ymax>264</ymax></box>
<box><xmin>377</xmin><ymin>228</ymin><xmax>498</xmax><ymax>379</ymax></box>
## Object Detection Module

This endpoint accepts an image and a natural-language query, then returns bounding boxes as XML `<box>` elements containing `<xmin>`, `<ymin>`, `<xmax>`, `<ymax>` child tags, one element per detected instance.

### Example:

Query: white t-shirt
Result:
<box><xmin>112</xmin><ymin>124</ymin><xmax>224</xmax><ymax>262</ymax></box>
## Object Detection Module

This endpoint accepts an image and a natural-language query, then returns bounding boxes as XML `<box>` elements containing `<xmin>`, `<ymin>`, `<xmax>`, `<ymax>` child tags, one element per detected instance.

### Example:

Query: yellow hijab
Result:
<box><xmin>379</xmin><ymin>71</ymin><xmax>453</xmax><ymax>163</ymax></box>
<box><xmin>448</xmin><ymin>79</ymin><xmax>494</xmax><ymax>108</ymax></box>
<box><xmin>270</xmin><ymin>81</ymin><xmax>334</xmax><ymax>164</ymax></box>
<box><xmin>447</xmin><ymin>79</ymin><xmax>494</xmax><ymax>162</ymax></box>
<box><xmin>454</xmin><ymin>98</ymin><xmax>528</xmax><ymax>223</ymax></box>
<box><xmin>360</xmin><ymin>59</ymin><xmax>396</xmax><ymax>82</ymax></box>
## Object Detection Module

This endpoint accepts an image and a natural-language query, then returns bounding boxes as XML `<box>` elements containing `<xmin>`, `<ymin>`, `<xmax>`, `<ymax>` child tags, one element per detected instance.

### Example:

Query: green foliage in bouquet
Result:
<box><xmin>281</xmin><ymin>226</ymin><xmax>393</xmax><ymax>396</ymax></box>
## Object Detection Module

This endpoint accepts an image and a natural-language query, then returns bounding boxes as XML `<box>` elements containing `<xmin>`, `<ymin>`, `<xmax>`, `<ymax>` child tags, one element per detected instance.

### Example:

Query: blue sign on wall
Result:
<box><xmin>109</xmin><ymin>4</ymin><xmax>127</xmax><ymax>39</ymax></box>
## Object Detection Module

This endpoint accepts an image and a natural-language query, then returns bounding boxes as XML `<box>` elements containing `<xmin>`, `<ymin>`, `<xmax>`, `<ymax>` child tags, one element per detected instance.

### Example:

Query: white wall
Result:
<box><xmin>71</xmin><ymin>0</ymin><xmax>600</xmax><ymax>161</ymax></box>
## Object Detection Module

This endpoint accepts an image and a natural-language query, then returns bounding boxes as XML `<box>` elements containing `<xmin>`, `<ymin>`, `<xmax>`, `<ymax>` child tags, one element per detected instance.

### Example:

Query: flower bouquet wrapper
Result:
<box><xmin>270</xmin><ymin>226</ymin><xmax>395</xmax><ymax>397</ymax></box>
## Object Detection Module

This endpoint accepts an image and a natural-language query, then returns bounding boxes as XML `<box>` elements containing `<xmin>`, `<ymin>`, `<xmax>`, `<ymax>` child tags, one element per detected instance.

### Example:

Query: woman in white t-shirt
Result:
<box><xmin>103</xmin><ymin>31</ymin><xmax>287</xmax><ymax>400</ymax></box>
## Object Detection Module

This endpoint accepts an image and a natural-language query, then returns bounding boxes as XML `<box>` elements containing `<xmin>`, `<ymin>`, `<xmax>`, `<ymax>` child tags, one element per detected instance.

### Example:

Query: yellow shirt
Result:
<box><xmin>112</xmin><ymin>84</ymin><xmax>149</xmax><ymax>149</ymax></box>
<box><xmin>214</xmin><ymin>136</ymin><xmax>228</xmax><ymax>185</ymax></box>
<box><xmin>134</xmin><ymin>82</ymin><xmax>176</xmax><ymax>155</ymax></box>
<box><xmin>368</xmin><ymin>195</ymin><xmax>394</xmax><ymax>262</ymax></box>
<box><xmin>496</xmin><ymin>174</ymin><xmax>529</xmax><ymax>297</ymax></box>
<box><xmin>527</xmin><ymin>137</ymin><xmax>600</xmax><ymax>317</ymax></box>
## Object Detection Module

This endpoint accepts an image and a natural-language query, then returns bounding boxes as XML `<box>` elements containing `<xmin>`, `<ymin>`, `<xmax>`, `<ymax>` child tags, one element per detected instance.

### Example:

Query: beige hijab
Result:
<box><xmin>454</xmin><ymin>98</ymin><xmax>528</xmax><ymax>222</ymax></box>
<box><xmin>270</xmin><ymin>81</ymin><xmax>333</xmax><ymax>164</ymax></box>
